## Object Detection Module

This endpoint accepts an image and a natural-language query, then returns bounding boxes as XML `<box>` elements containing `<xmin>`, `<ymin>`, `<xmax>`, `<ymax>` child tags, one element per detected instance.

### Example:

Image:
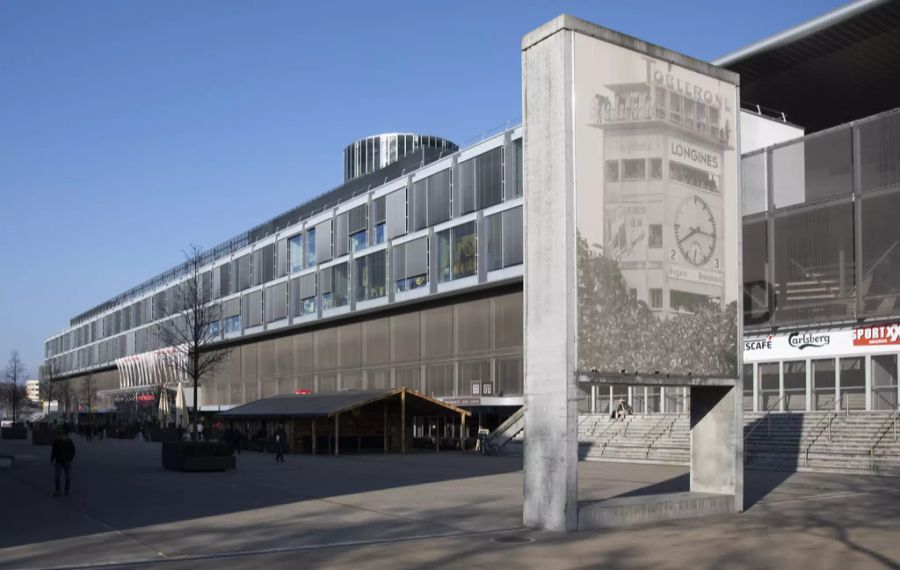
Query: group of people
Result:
<box><xmin>223</xmin><ymin>425</ymin><xmax>288</xmax><ymax>462</ymax></box>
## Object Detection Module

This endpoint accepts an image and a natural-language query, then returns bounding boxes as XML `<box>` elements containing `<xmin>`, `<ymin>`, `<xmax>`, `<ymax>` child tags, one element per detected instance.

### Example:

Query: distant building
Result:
<box><xmin>25</xmin><ymin>379</ymin><xmax>40</xmax><ymax>403</ymax></box>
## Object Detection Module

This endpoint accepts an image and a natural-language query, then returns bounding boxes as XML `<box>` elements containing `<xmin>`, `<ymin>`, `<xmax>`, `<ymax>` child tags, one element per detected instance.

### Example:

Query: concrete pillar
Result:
<box><xmin>690</xmin><ymin>385</ymin><xmax>743</xmax><ymax>512</ymax></box>
<box><xmin>778</xmin><ymin>361</ymin><xmax>785</xmax><ymax>412</ymax></box>
<box><xmin>590</xmin><ymin>385</ymin><xmax>597</xmax><ymax>414</ymax></box>
<box><xmin>835</xmin><ymin>358</ymin><xmax>842</xmax><ymax>412</ymax></box>
<box><xmin>865</xmin><ymin>354</ymin><xmax>872</xmax><ymax>411</ymax></box>
<box><xmin>522</xmin><ymin>22</ymin><xmax>579</xmax><ymax>532</ymax></box>
<box><xmin>752</xmin><ymin>363</ymin><xmax>759</xmax><ymax>413</ymax></box>
<box><xmin>805</xmin><ymin>359</ymin><xmax>812</xmax><ymax>412</ymax></box>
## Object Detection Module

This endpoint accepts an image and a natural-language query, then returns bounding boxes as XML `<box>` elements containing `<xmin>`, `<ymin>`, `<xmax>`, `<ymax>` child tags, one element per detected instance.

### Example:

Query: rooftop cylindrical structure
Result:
<box><xmin>343</xmin><ymin>133</ymin><xmax>458</xmax><ymax>182</ymax></box>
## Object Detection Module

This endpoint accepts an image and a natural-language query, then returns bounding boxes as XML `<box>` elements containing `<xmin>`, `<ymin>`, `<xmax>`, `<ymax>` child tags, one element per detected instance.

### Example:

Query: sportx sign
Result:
<box><xmin>853</xmin><ymin>323</ymin><xmax>900</xmax><ymax>346</ymax></box>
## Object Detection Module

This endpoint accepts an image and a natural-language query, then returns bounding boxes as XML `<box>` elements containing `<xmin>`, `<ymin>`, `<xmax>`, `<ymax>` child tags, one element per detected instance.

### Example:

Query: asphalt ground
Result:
<box><xmin>1</xmin><ymin>436</ymin><xmax>898</xmax><ymax>569</ymax></box>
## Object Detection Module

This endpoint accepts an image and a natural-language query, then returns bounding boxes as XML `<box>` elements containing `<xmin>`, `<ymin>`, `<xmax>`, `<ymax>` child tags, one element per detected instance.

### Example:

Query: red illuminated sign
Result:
<box><xmin>853</xmin><ymin>323</ymin><xmax>900</xmax><ymax>346</ymax></box>
<box><xmin>295</xmin><ymin>390</ymin><xmax>311</xmax><ymax>395</ymax></box>
<box><xmin>136</xmin><ymin>394</ymin><xmax>156</xmax><ymax>403</ymax></box>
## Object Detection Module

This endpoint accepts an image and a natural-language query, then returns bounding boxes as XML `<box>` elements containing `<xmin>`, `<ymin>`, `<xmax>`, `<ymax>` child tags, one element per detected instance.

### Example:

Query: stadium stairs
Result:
<box><xmin>490</xmin><ymin>408</ymin><xmax>900</xmax><ymax>475</ymax></box>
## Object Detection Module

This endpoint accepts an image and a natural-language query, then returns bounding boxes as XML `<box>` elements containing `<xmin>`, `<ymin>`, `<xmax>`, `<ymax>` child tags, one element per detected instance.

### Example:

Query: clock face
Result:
<box><xmin>673</xmin><ymin>195</ymin><xmax>717</xmax><ymax>267</ymax></box>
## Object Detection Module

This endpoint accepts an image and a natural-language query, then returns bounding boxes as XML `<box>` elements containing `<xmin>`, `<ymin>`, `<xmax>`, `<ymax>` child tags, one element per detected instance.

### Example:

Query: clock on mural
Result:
<box><xmin>673</xmin><ymin>195</ymin><xmax>717</xmax><ymax>267</ymax></box>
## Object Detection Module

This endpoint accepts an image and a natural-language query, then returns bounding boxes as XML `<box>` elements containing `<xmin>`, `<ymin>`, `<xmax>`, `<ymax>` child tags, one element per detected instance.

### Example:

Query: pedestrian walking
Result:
<box><xmin>50</xmin><ymin>429</ymin><xmax>76</xmax><ymax>496</ymax></box>
<box><xmin>197</xmin><ymin>422</ymin><xmax>204</xmax><ymax>441</ymax></box>
<box><xmin>275</xmin><ymin>425</ymin><xmax>287</xmax><ymax>463</ymax></box>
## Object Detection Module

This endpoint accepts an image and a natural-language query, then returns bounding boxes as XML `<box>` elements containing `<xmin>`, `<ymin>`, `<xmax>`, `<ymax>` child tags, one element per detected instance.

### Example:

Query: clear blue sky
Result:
<box><xmin>0</xmin><ymin>0</ymin><xmax>847</xmax><ymax>374</ymax></box>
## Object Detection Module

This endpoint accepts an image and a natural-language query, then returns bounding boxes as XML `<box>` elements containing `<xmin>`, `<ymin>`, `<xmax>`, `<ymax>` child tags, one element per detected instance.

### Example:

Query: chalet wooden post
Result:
<box><xmin>401</xmin><ymin>390</ymin><xmax>406</xmax><ymax>455</ymax></box>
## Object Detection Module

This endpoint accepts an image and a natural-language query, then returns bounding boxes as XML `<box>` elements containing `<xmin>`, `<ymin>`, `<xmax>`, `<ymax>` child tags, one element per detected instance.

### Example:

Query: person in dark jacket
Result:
<box><xmin>50</xmin><ymin>430</ymin><xmax>76</xmax><ymax>496</ymax></box>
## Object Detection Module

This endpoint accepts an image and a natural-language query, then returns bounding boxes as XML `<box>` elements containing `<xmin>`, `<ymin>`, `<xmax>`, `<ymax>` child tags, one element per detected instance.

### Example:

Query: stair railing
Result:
<box><xmin>802</xmin><ymin>411</ymin><xmax>838</xmax><ymax>467</ymax></box>
<box><xmin>867</xmin><ymin>408</ymin><xmax>900</xmax><ymax>472</ymax></box>
<box><xmin>743</xmin><ymin>394</ymin><xmax>784</xmax><ymax>443</ymax></box>
<box><xmin>646</xmin><ymin>414</ymin><xmax>680</xmax><ymax>459</ymax></box>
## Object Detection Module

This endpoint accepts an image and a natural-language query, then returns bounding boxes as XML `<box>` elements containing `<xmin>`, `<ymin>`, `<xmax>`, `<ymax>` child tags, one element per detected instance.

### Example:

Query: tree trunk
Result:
<box><xmin>192</xmin><ymin>350</ymin><xmax>200</xmax><ymax>435</ymax></box>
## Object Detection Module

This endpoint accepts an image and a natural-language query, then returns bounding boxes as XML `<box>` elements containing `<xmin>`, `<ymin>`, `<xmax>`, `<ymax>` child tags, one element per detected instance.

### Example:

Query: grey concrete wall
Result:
<box><xmin>522</xmin><ymin>27</ymin><xmax>579</xmax><ymax>531</ymax></box>
<box><xmin>690</xmin><ymin>385</ymin><xmax>743</xmax><ymax>510</ymax></box>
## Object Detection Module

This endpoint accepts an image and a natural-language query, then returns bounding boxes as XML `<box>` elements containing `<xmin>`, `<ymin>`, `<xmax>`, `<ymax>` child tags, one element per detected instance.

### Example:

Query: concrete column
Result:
<box><xmin>835</xmin><ymin>358</ymin><xmax>842</xmax><ymax>412</ymax></box>
<box><xmin>590</xmin><ymin>385</ymin><xmax>597</xmax><ymax>414</ymax></box>
<box><xmin>865</xmin><ymin>354</ymin><xmax>872</xmax><ymax>411</ymax></box>
<box><xmin>752</xmin><ymin>363</ymin><xmax>759</xmax><ymax>413</ymax></box>
<box><xmin>522</xmin><ymin>24</ymin><xmax>579</xmax><ymax>531</ymax></box>
<box><xmin>896</xmin><ymin>356</ymin><xmax>900</xmax><ymax>412</ymax></box>
<box><xmin>778</xmin><ymin>361</ymin><xmax>785</xmax><ymax>412</ymax></box>
<box><xmin>690</xmin><ymin>385</ymin><xmax>743</xmax><ymax>512</ymax></box>
<box><xmin>805</xmin><ymin>359</ymin><xmax>812</xmax><ymax>412</ymax></box>
<box><xmin>661</xmin><ymin>387</ymin><xmax>667</xmax><ymax>414</ymax></box>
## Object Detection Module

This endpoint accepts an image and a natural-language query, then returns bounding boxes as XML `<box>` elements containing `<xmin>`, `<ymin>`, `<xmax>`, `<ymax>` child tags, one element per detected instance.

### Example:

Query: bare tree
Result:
<box><xmin>58</xmin><ymin>379</ymin><xmax>74</xmax><ymax>422</ymax></box>
<box><xmin>159</xmin><ymin>245</ymin><xmax>232</xmax><ymax>436</ymax></box>
<box><xmin>81</xmin><ymin>373</ymin><xmax>97</xmax><ymax>425</ymax></box>
<box><xmin>39</xmin><ymin>361</ymin><xmax>57</xmax><ymax>412</ymax></box>
<box><xmin>0</xmin><ymin>382</ymin><xmax>27</xmax><ymax>420</ymax></box>
<box><xmin>3</xmin><ymin>351</ymin><xmax>25</xmax><ymax>422</ymax></box>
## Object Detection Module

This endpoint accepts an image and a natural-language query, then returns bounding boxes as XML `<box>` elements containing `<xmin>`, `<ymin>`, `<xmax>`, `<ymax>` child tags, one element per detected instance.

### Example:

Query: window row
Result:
<box><xmin>205</xmin><ymin>357</ymin><xmax>524</xmax><ymax>406</ymax></box>
<box><xmin>48</xmin><ymin>137</ymin><xmax>524</xmax><ymax>358</ymax></box>
<box><xmin>742</xmin><ymin>355</ymin><xmax>899</xmax><ymax>412</ymax></box>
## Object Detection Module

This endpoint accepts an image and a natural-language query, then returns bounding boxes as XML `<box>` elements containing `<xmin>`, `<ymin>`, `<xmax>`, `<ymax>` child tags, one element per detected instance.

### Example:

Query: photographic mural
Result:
<box><xmin>573</xmin><ymin>34</ymin><xmax>740</xmax><ymax>378</ymax></box>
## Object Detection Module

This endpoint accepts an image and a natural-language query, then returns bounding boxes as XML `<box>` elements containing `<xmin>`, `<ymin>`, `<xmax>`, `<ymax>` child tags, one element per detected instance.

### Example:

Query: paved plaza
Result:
<box><xmin>1</xmin><ymin>437</ymin><xmax>900</xmax><ymax>569</ymax></box>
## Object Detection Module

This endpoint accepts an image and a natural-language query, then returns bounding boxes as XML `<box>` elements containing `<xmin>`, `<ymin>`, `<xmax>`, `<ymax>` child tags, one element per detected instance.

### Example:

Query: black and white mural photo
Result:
<box><xmin>573</xmin><ymin>37</ymin><xmax>741</xmax><ymax>379</ymax></box>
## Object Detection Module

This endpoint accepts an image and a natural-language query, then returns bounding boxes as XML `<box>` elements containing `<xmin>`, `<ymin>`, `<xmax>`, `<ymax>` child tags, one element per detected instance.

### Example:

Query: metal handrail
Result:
<box><xmin>743</xmin><ymin>395</ymin><xmax>785</xmax><ymax>442</ymax></box>
<box><xmin>646</xmin><ymin>415</ymin><xmax>680</xmax><ymax>458</ymax></box>
<box><xmin>867</xmin><ymin>409</ymin><xmax>900</xmax><ymax>470</ymax></box>
<box><xmin>803</xmin><ymin>411</ymin><xmax>838</xmax><ymax>466</ymax></box>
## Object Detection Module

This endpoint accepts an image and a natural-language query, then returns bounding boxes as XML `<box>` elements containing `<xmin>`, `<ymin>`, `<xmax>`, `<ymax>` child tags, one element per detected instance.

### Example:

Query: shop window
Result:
<box><xmin>784</xmin><ymin>361</ymin><xmax>806</xmax><ymax>411</ymax></box>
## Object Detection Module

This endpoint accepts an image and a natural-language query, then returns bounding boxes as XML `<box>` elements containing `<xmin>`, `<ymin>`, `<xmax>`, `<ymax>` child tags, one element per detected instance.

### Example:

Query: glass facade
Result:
<box><xmin>742</xmin><ymin>110</ymin><xmax>900</xmax><ymax>331</ymax></box>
